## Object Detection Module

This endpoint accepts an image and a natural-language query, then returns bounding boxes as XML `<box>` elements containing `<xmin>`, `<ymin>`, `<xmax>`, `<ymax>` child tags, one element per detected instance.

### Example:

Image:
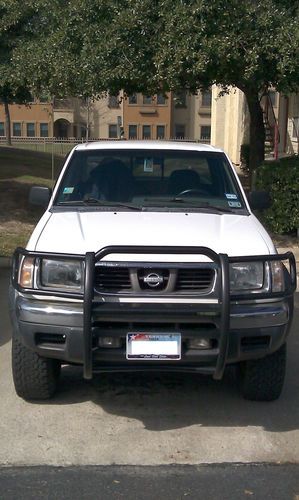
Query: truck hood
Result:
<box><xmin>29</xmin><ymin>210</ymin><xmax>275</xmax><ymax>261</ymax></box>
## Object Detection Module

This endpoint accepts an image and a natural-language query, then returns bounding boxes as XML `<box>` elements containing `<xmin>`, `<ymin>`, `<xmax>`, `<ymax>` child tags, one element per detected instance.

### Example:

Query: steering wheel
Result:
<box><xmin>176</xmin><ymin>188</ymin><xmax>206</xmax><ymax>197</ymax></box>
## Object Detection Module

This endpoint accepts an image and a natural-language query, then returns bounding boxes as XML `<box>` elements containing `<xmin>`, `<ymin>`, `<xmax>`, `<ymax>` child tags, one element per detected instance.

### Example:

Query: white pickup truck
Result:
<box><xmin>9</xmin><ymin>141</ymin><xmax>296</xmax><ymax>401</ymax></box>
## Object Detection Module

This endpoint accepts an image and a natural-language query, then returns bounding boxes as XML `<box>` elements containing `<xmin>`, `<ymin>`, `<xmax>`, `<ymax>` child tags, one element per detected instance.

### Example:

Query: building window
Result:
<box><xmin>174</xmin><ymin>124</ymin><xmax>185</xmax><ymax>139</ymax></box>
<box><xmin>292</xmin><ymin>117</ymin><xmax>299</xmax><ymax>139</ymax></box>
<box><xmin>0</xmin><ymin>122</ymin><xmax>5</xmax><ymax>136</ymax></box>
<box><xmin>156</xmin><ymin>125</ymin><xmax>165</xmax><ymax>139</ymax></box>
<box><xmin>200</xmin><ymin>125</ymin><xmax>211</xmax><ymax>141</ymax></box>
<box><xmin>202</xmin><ymin>90</ymin><xmax>212</xmax><ymax>107</ymax></box>
<box><xmin>108</xmin><ymin>94</ymin><xmax>119</xmax><ymax>108</ymax></box>
<box><xmin>40</xmin><ymin>123</ymin><xmax>49</xmax><ymax>137</ymax></box>
<box><xmin>143</xmin><ymin>95</ymin><xmax>152</xmax><ymax>105</ymax></box>
<box><xmin>12</xmin><ymin>122</ymin><xmax>22</xmax><ymax>136</ymax></box>
<box><xmin>26</xmin><ymin>123</ymin><xmax>35</xmax><ymax>137</ymax></box>
<box><xmin>128</xmin><ymin>94</ymin><xmax>137</xmax><ymax>105</ymax></box>
<box><xmin>39</xmin><ymin>94</ymin><xmax>51</xmax><ymax>103</ymax></box>
<box><xmin>129</xmin><ymin>125</ymin><xmax>138</xmax><ymax>139</ymax></box>
<box><xmin>108</xmin><ymin>124</ymin><xmax>118</xmax><ymax>138</ymax></box>
<box><xmin>142</xmin><ymin>125</ymin><xmax>151</xmax><ymax>139</ymax></box>
<box><xmin>157</xmin><ymin>94</ymin><xmax>166</xmax><ymax>105</ymax></box>
<box><xmin>174</xmin><ymin>91</ymin><xmax>187</xmax><ymax>108</ymax></box>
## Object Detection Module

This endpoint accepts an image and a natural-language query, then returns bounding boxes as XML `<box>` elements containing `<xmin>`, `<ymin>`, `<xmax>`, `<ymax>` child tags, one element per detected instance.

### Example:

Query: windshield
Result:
<box><xmin>54</xmin><ymin>149</ymin><xmax>246</xmax><ymax>212</ymax></box>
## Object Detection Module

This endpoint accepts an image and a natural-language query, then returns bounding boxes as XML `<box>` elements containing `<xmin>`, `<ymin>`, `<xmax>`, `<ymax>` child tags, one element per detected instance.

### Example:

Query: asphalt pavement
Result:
<box><xmin>1</xmin><ymin>267</ymin><xmax>299</xmax><ymax>498</ymax></box>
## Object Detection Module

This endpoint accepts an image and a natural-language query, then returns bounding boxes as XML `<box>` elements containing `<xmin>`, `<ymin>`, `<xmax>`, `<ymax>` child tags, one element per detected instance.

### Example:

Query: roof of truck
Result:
<box><xmin>74</xmin><ymin>140</ymin><xmax>224</xmax><ymax>153</ymax></box>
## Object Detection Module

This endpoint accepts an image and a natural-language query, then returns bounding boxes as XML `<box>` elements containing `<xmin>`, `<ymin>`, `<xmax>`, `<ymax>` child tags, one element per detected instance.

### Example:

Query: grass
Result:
<box><xmin>0</xmin><ymin>147</ymin><xmax>64</xmax><ymax>257</ymax></box>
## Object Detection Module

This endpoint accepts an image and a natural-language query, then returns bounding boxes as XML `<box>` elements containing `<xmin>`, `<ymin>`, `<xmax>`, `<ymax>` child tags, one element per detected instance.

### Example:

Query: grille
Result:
<box><xmin>94</xmin><ymin>265</ymin><xmax>215</xmax><ymax>293</ymax></box>
<box><xmin>176</xmin><ymin>268</ymin><xmax>215</xmax><ymax>291</ymax></box>
<box><xmin>95</xmin><ymin>266</ymin><xmax>131</xmax><ymax>292</ymax></box>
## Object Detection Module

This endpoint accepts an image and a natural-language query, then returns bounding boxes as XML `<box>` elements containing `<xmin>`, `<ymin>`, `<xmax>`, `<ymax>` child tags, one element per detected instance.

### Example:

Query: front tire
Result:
<box><xmin>238</xmin><ymin>344</ymin><xmax>286</xmax><ymax>401</ymax></box>
<box><xmin>12</xmin><ymin>335</ymin><xmax>61</xmax><ymax>401</ymax></box>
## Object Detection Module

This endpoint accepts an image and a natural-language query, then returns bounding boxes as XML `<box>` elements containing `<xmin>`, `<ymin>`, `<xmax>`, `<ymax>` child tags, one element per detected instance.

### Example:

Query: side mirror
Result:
<box><xmin>248</xmin><ymin>190</ymin><xmax>271</xmax><ymax>211</ymax></box>
<box><xmin>29</xmin><ymin>186</ymin><xmax>52</xmax><ymax>207</ymax></box>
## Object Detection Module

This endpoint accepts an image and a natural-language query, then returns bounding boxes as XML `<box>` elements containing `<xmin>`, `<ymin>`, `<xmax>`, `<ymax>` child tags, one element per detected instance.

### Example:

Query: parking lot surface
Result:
<box><xmin>1</xmin><ymin>268</ymin><xmax>299</xmax><ymax>466</ymax></box>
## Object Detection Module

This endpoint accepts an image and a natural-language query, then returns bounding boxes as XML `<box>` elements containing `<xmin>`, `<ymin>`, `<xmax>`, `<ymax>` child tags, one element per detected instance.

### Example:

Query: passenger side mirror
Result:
<box><xmin>29</xmin><ymin>186</ymin><xmax>52</xmax><ymax>207</ymax></box>
<box><xmin>248</xmin><ymin>190</ymin><xmax>271</xmax><ymax>211</ymax></box>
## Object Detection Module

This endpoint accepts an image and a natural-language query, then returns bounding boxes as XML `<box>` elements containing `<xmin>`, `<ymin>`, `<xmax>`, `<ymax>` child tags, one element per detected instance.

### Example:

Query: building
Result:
<box><xmin>0</xmin><ymin>99</ymin><xmax>53</xmax><ymax>139</ymax></box>
<box><xmin>3</xmin><ymin>87</ymin><xmax>296</xmax><ymax>166</ymax></box>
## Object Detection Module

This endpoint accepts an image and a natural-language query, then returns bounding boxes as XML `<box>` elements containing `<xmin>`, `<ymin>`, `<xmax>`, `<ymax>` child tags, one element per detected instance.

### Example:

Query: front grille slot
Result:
<box><xmin>95</xmin><ymin>267</ymin><xmax>131</xmax><ymax>292</ymax></box>
<box><xmin>35</xmin><ymin>333</ymin><xmax>66</xmax><ymax>345</ymax></box>
<box><xmin>176</xmin><ymin>268</ymin><xmax>215</xmax><ymax>291</ymax></box>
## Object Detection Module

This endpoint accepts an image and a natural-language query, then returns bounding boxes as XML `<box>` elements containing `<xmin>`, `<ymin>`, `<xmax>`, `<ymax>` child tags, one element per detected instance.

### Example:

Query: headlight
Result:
<box><xmin>40</xmin><ymin>259</ymin><xmax>84</xmax><ymax>291</ymax></box>
<box><xmin>229</xmin><ymin>262</ymin><xmax>264</xmax><ymax>292</ymax></box>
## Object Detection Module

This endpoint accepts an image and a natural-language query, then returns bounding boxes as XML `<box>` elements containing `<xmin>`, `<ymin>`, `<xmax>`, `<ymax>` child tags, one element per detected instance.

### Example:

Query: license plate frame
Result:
<box><xmin>126</xmin><ymin>333</ymin><xmax>181</xmax><ymax>360</ymax></box>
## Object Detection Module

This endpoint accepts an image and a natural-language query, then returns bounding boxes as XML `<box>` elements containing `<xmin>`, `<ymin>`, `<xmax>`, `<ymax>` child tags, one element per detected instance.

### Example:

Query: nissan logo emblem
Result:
<box><xmin>143</xmin><ymin>272</ymin><xmax>164</xmax><ymax>288</ymax></box>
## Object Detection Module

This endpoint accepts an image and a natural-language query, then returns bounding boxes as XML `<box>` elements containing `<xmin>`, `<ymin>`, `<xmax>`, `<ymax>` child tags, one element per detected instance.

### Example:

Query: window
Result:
<box><xmin>12</xmin><ymin>122</ymin><xmax>22</xmax><ymax>137</ymax></box>
<box><xmin>39</xmin><ymin>94</ymin><xmax>50</xmax><ymax>103</ymax></box>
<box><xmin>26</xmin><ymin>123</ymin><xmax>35</xmax><ymax>137</ymax></box>
<box><xmin>108</xmin><ymin>94</ymin><xmax>119</xmax><ymax>108</ymax></box>
<box><xmin>200</xmin><ymin>125</ymin><xmax>211</xmax><ymax>141</ymax></box>
<box><xmin>0</xmin><ymin>122</ymin><xmax>5</xmax><ymax>136</ymax></box>
<box><xmin>156</xmin><ymin>125</ymin><xmax>165</xmax><ymax>139</ymax></box>
<box><xmin>174</xmin><ymin>124</ymin><xmax>185</xmax><ymax>139</ymax></box>
<box><xmin>174</xmin><ymin>91</ymin><xmax>187</xmax><ymax>108</ymax></box>
<box><xmin>202</xmin><ymin>90</ymin><xmax>212</xmax><ymax>107</ymax></box>
<box><xmin>292</xmin><ymin>117</ymin><xmax>299</xmax><ymax>139</ymax></box>
<box><xmin>40</xmin><ymin>123</ymin><xmax>49</xmax><ymax>137</ymax></box>
<box><xmin>109</xmin><ymin>124</ymin><xmax>118</xmax><ymax>138</ymax></box>
<box><xmin>143</xmin><ymin>95</ymin><xmax>152</xmax><ymax>105</ymax></box>
<box><xmin>128</xmin><ymin>94</ymin><xmax>137</xmax><ymax>105</ymax></box>
<box><xmin>129</xmin><ymin>125</ymin><xmax>138</xmax><ymax>139</ymax></box>
<box><xmin>142</xmin><ymin>125</ymin><xmax>151</xmax><ymax>139</ymax></box>
<box><xmin>157</xmin><ymin>94</ymin><xmax>166</xmax><ymax>105</ymax></box>
<box><xmin>55</xmin><ymin>149</ymin><xmax>246</xmax><ymax>212</ymax></box>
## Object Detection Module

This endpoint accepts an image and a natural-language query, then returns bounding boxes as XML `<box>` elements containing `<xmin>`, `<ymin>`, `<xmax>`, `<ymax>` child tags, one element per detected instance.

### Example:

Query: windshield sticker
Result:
<box><xmin>144</xmin><ymin>158</ymin><xmax>154</xmax><ymax>173</ymax></box>
<box><xmin>63</xmin><ymin>187</ymin><xmax>74</xmax><ymax>194</ymax></box>
<box><xmin>225</xmin><ymin>193</ymin><xmax>238</xmax><ymax>200</ymax></box>
<box><xmin>228</xmin><ymin>201</ymin><xmax>242</xmax><ymax>208</ymax></box>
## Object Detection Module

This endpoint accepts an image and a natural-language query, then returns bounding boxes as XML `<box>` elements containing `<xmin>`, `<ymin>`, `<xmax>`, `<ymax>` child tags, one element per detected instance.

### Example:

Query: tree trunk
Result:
<box><xmin>243</xmin><ymin>88</ymin><xmax>265</xmax><ymax>186</ymax></box>
<box><xmin>3</xmin><ymin>99</ymin><xmax>12</xmax><ymax>146</ymax></box>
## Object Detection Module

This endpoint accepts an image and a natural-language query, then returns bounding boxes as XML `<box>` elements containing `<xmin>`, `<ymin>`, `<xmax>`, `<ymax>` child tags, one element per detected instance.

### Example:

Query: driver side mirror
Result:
<box><xmin>248</xmin><ymin>190</ymin><xmax>271</xmax><ymax>211</ymax></box>
<box><xmin>29</xmin><ymin>186</ymin><xmax>52</xmax><ymax>207</ymax></box>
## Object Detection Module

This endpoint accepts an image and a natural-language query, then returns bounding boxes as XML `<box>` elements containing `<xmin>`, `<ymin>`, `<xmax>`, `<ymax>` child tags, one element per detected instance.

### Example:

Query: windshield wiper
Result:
<box><xmin>165</xmin><ymin>198</ymin><xmax>236</xmax><ymax>213</ymax></box>
<box><xmin>57</xmin><ymin>198</ymin><xmax>143</xmax><ymax>210</ymax></box>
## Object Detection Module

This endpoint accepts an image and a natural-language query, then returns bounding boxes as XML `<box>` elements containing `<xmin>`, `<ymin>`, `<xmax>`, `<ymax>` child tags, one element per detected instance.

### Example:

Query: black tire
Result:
<box><xmin>12</xmin><ymin>335</ymin><xmax>61</xmax><ymax>401</ymax></box>
<box><xmin>238</xmin><ymin>343</ymin><xmax>286</xmax><ymax>401</ymax></box>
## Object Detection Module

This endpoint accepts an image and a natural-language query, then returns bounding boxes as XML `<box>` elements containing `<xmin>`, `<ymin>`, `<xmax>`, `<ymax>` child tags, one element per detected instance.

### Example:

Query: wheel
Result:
<box><xmin>238</xmin><ymin>343</ymin><xmax>286</xmax><ymax>401</ymax></box>
<box><xmin>12</xmin><ymin>335</ymin><xmax>61</xmax><ymax>401</ymax></box>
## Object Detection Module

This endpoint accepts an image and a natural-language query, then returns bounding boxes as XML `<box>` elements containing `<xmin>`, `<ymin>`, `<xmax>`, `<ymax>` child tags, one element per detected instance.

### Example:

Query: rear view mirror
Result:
<box><xmin>248</xmin><ymin>190</ymin><xmax>271</xmax><ymax>211</ymax></box>
<box><xmin>29</xmin><ymin>186</ymin><xmax>52</xmax><ymax>207</ymax></box>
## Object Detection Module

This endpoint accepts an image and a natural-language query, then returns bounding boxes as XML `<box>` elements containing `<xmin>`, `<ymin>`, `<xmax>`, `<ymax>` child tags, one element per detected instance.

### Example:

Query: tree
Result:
<box><xmin>12</xmin><ymin>0</ymin><xmax>299</xmax><ymax>172</ymax></box>
<box><xmin>47</xmin><ymin>1</ymin><xmax>299</xmax><ymax>169</ymax></box>
<box><xmin>0</xmin><ymin>1</ymin><xmax>59</xmax><ymax>144</ymax></box>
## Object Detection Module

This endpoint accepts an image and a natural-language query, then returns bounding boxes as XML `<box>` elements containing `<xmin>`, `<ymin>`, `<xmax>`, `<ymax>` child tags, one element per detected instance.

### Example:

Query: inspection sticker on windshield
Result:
<box><xmin>228</xmin><ymin>200</ymin><xmax>242</xmax><ymax>208</ymax></box>
<box><xmin>144</xmin><ymin>158</ymin><xmax>154</xmax><ymax>173</ymax></box>
<box><xmin>225</xmin><ymin>193</ymin><xmax>238</xmax><ymax>200</ymax></box>
<box><xmin>63</xmin><ymin>187</ymin><xmax>74</xmax><ymax>194</ymax></box>
<box><xmin>127</xmin><ymin>333</ymin><xmax>181</xmax><ymax>360</ymax></box>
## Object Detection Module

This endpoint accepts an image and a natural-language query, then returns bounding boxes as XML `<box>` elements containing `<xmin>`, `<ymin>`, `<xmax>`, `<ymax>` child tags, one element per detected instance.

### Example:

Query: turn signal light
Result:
<box><xmin>19</xmin><ymin>257</ymin><xmax>35</xmax><ymax>288</ymax></box>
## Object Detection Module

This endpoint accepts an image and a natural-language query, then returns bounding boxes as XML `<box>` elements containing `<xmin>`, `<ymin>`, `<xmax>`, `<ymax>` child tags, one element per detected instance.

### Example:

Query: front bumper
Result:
<box><xmin>10</xmin><ymin>245</ymin><xmax>296</xmax><ymax>379</ymax></box>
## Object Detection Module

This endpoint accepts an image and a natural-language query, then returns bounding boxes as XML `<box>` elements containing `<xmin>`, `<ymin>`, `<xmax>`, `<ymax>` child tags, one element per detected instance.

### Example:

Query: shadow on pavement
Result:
<box><xmin>0</xmin><ymin>268</ymin><xmax>12</xmax><ymax>347</ymax></box>
<box><xmin>4</xmin><ymin>259</ymin><xmax>298</xmax><ymax>435</ymax></box>
<box><xmin>37</xmin><ymin>299</ymin><xmax>299</xmax><ymax>434</ymax></box>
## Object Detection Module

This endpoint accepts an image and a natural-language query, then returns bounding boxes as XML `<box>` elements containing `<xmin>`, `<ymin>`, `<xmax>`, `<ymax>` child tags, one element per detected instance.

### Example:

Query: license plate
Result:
<box><xmin>126</xmin><ymin>333</ymin><xmax>181</xmax><ymax>360</ymax></box>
